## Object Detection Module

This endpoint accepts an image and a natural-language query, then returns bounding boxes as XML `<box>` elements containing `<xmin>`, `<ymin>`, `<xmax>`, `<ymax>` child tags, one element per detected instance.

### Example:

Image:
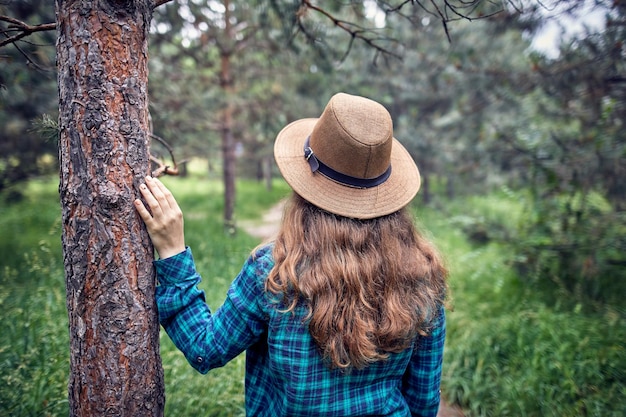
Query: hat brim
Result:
<box><xmin>274</xmin><ymin>118</ymin><xmax>421</xmax><ymax>219</ymax></box>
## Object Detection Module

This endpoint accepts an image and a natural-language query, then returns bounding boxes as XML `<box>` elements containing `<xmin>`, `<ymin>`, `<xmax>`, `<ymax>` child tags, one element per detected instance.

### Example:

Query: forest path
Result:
<box><xmin>241</xmin><ymin>200</ymin><xmax>466</xmax><ymax>417</ymax></box>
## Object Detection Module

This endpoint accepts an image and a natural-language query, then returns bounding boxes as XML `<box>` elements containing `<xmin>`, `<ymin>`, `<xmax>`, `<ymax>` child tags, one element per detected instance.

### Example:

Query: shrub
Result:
<box><xmin>426</xmin><ymin>193</ymin><xmax>626</xmax><ymax>417</ymax></box>
<box><xmin>512</xmin><ymin>191</ymin><xmax>626</xmax><ymax>310</ymax></box>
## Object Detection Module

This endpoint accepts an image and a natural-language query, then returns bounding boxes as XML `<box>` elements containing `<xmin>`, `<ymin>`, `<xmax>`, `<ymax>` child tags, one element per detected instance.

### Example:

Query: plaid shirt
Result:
<box><xmin>155</xmin><ymin>245</ymin><xmax>445</xmax><ymax>417</ymax></box>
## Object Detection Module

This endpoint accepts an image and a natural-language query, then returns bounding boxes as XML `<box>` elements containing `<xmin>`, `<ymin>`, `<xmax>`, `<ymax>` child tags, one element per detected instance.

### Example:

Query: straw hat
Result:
<box><xmin>274</xmin><ymin>93</ymin><xmax>420</xmax><ymax>219</ymax></box>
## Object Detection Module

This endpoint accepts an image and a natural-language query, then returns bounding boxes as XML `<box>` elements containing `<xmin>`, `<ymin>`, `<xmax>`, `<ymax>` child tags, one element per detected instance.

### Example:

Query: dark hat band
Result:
<box><xmin>304</xmin><ymin>136</ymin><xmax>391</xmax><ymax>189</ymax></box>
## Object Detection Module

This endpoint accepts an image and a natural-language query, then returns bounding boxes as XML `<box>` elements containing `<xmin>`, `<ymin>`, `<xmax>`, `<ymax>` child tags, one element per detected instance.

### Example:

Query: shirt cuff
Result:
<box><xmin>154</xmin><ymin>246</ymin><xmax>198</xmax><ymax>285</ymax></box>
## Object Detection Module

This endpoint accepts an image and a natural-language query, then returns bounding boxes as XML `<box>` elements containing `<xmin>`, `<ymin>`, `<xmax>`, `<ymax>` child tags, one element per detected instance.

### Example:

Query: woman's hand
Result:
<box><xmin>134</xmin><ymin>176</ymin><xmax>186</xmax><ymax>259</ymax></box>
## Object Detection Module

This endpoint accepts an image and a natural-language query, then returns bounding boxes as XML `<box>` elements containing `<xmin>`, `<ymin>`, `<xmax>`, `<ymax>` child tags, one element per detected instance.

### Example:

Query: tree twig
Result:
<box><xmin>0</xmin><ymin>15</ymin><xmax>55</xmax><ymax>48</ymax></box>
<box><xmin>299</xmin><ymin>0</ymin><xmax>402</xmax><ymax>59</ymax></box>
<box><xmin>149</xmin><ymin>133</ymin><xmax>187</xmax><ymax>177</ymax></box>
<box><xmin>1</xmin><ymin>31</ymin><xmax>52</xmax><ymax>71</ymax></box>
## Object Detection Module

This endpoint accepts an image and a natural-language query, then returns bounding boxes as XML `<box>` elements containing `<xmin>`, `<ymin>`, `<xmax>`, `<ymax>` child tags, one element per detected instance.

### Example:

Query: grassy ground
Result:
<box><xmin>0</xmin><ymin>174</ymin><xmax>624</xmax><ymax>416</ymax></box>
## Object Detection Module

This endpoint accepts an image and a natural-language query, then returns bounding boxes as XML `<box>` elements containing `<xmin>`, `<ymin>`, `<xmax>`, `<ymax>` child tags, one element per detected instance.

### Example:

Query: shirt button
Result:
<box><xmin>196</xmin><ymin>356</ymin><xmax>204</xmax><ymax>363</ymax></box>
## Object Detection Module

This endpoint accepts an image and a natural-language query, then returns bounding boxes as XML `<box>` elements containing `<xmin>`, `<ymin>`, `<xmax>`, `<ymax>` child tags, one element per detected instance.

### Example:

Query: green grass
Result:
<box><xmin>0</xmin><ymin>176</ymin><xmax>624</xmax><ymax>416</ymax></box>
<box><xmin>0</xmin><ymin>178</ymin><xmax>68</xmax><ymax>416</ymax></box>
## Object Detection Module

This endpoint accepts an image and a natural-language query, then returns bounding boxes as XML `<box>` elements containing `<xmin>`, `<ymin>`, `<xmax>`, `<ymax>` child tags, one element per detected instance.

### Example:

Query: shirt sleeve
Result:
<box><xmin>154</xmin><ymin>247</ymin><xmax>270</xmax><ymax>374</ymax></box>
<box><xmin>402</xmin><ymin>306</ymin><xmax>446</xmax><ymax>417</ymax></box>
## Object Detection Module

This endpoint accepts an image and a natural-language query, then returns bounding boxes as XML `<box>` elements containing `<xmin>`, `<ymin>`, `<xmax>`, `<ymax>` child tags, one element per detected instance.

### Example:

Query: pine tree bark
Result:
<box><xmin>56</xmin><ymin>1</ymin><xmax>164</xmax><ymax>415</ymax></box>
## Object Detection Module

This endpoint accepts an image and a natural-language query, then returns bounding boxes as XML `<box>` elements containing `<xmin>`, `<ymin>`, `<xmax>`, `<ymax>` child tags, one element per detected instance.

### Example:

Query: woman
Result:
<box><xmin>135</xmin><ymin>93</ymin><xmax>448</xmax><ymax>416</ymax></box>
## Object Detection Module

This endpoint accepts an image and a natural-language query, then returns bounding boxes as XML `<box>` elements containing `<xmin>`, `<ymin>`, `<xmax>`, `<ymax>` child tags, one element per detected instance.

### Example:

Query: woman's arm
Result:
<box><xmin>154</xmin><ymin>248</ymin><xmax>267</xmax><ymax>373</ymax></box>
<box><xmin>402</xmin><ymin>306</ymin><xmax>446</xmax><ymax>417</ymax></box>
<box><xmin>134</xmin><ymin>177</ymin><xmax>268</xmax><ymax>372</ymax></box>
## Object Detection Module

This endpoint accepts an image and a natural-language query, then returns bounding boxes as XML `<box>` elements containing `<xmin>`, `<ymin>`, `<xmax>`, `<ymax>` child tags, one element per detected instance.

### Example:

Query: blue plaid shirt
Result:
<box><xmin>155</xmin><ymin>245</ymin><xmax>445</xmax><ymax>417</ymax></box>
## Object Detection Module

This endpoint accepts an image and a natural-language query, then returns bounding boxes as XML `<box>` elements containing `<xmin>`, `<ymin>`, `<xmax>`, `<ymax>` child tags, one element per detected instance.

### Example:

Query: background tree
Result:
<box><xmin>151</xmin><ymin>0</ymin><xmax>311</xmax><ymax>231</ymax></box>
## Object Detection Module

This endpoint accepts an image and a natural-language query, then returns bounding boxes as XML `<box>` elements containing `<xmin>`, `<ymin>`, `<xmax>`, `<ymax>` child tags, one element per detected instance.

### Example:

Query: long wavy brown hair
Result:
<box><xmin>265</xmin><ymin>193</ymin><xmax>448</xmax><ymax>370</ymax></box>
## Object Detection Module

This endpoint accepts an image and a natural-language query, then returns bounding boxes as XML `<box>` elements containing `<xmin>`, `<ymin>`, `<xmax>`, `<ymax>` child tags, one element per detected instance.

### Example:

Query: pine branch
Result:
<box><xmin>299</xmin><ymin>0</ymin><xmax>402</xmax><ymax>60</ymax></box>
<box><xmin>0</xmin><ymin>15</ymin><xmax>55</xmax><ymax>48</ymax></box>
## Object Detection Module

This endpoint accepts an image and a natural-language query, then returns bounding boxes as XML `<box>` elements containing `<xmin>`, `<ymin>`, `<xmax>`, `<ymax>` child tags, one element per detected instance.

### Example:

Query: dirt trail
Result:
<box><xmin>240</xmin><ymin>199</ymin><xmax>285</xmax><ymax>241</ymax></box>
<box><xmin>241</xmin><ymin>201</ymin><xmax>465</xmax><ymax>417</ymax></box>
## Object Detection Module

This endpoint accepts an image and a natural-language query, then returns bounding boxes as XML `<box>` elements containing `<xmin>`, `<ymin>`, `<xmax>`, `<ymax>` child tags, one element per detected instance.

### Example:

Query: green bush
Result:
<box><xmin>422</xmin><ymin>193</ymin><xmax>626</xmax><ymax>417</ymax></box>
<box><xmin>512</xmin><ymin>190</ymin><xmax>626</xmax><ymax>310</ymax></box>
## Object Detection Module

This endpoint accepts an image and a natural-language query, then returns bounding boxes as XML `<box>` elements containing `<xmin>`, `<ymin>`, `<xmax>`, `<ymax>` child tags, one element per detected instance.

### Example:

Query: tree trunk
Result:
<box><xmin>221</xmin><ymin>80</ymin><xmax>236</xmax><ymax>233</ymax></box>
<box><xmin>446</xmin><ymin>174</ymin><xmax>455</xmax><ymax>200</ymax></box>
<box><xmin>220</xmin><ymin>0</ymin><xmax>236</xmax><ymax>234</ymax></box>
<box><xmin>263</xmin><ymin>156</ymin><xmax>273</xmax><ymax>191</ymax></box>
<box><xmin>56</xmin><ymin>1</ymin><xmax>165</xmax><ymax>415</ymax></box>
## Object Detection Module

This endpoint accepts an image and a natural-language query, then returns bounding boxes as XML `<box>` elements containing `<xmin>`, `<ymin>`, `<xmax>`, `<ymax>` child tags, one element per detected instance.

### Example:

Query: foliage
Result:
<box><xmin>499</xmin><ymin>2</ymin><xmax>626</xmax><ymax>309</ymax></box>
<box><xmin>0</xmin><ymin>0</ymin><xmax>58</xmax><ymax>194</ymax></box>
<box><xmin>0</xmin><ymin>249</ymin><xmax>69</xmax><ymax>416</ymax></box>
<box><xmin>445</xmin><ymin>306</ymin><xmax>625</xmax><ymax>417</ymax></box>
<box><xmin>513</xmin><ymin>191</ymin><xmax>626</xmax><ymax>309</ymax></box>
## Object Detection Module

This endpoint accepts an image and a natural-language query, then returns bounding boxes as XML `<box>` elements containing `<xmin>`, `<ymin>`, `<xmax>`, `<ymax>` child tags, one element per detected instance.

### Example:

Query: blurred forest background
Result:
<box><xmin>1</xmin><ymin>0</ymin><xmax>624</xmax><ymax>416</ymax></box>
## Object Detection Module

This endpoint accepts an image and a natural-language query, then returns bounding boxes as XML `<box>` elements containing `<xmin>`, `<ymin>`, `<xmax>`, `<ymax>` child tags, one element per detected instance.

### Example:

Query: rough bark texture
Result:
<box><xmin>56</xmin><ymin>0</ymin><xmax>165</xmax><ymax>415</ymax></box>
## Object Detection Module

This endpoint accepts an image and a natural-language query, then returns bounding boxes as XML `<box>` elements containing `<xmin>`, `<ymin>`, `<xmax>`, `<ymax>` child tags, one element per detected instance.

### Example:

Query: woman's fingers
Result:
<box><xmin>145</xmin><ymin>177</ymin><xmax>183</xmax><ymax>224</ymax></box>
<box><xmin>137</xmin><ymin>177</ymin><xmax>174</xmax><ymax>213</ymax></box>
<box><xmin>151</xmin><ymin>177</ymin><xmax>181</xmax><ymax>212</ymax></box>
<box><xmin>143</xmin><ymin>176</ymin><xmax>169</xmax><ymax>211</ymax></box>
<box><xmin>134</xmin><ymin>197</ymin><xmax>153</xmax><ymax>223</ymax></box>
